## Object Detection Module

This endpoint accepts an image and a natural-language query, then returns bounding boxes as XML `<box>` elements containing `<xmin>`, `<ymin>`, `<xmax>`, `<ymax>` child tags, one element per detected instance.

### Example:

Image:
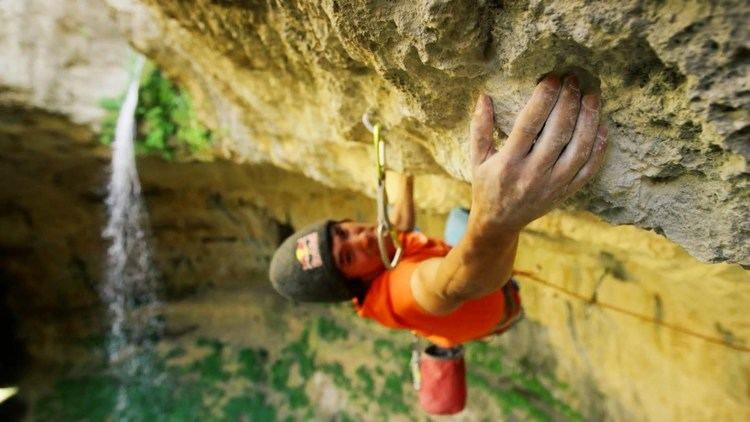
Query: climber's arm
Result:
<box><xmin>390</xmin><ymin>173</ymin><xmax>415</xmax><ymax>232</ymax></box>
<box><xmin>411</xmin><ymin>74</ymin><xmax>608</xmax><ymax>315</ymax></box>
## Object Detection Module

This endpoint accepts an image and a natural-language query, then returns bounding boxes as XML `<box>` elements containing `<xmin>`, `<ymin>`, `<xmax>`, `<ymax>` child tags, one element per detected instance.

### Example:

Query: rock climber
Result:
<box><xmin>269</xmin><ymin>74</ymin><xmax>607</xmax><ymax>347</ymax></box>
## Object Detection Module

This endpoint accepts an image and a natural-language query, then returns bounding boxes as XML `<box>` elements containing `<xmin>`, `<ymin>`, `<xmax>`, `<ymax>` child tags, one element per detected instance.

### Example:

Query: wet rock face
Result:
<box><xmin>114</xmin><ymin>0</ymin><xmax>749</xmax><ymax>265</ymax></box>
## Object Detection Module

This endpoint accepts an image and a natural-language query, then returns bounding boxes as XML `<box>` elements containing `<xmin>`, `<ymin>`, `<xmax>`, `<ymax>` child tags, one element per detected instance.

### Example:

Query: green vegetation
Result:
<box><xmin>237</xmin><ymin>347</ymin><xmax>269</xmax><ymax>382</ymax></box>
<box><xmin>223</xmin><ymin>394</ymin><xmax>276</xmax><ymax>421</ymax></box>
<box><xmin>372</xmin><ymin>337</ymin><xmax>409</xmax><ymax>360</ymax></box>
<box><xmin>355</xmin><ymin>365</ymin><xmax>375</xmax><ymax>396</ymax></box>
<box><xmin>465</xmin><ymin>340</ymin><xmax>504</xmax><ymax>373</ymax></box>
<box><xmin>464</xmin><ymin>341</ymin><xmax>583</xmax><ymax>422</ymax></box>
<box><xmin>99</xmin><ymin>61</ymin><xmax>212</xmax><ymax>160</ymax></box>
<box><xmin>270</xmin><ymin>329</ymin><xmax>314</xmax><ymax>409</ymax></box>
<box><xmin>378</xmin><ymin>372</ymin><xmax>410</xmax><ymax>415</ymax></box>
<box><xmin>315</xmin><ymin>316</ymin><xmax>349</xmax><ymax>341</ymax></box>
<box><xmin>35</xmin><ymin>339</ymin><xmax>278</xmax><ymax>421</ymax></box>
<box><xmin>319</xmin><ymin>362</ymin><xmax>348</xmax><ymax>389</ymax></box>
<box><xmin>190</xmin><ymin>339</ymin><xmax>229</xmax><ymax>382</ymax></box>
<box><xmin>33</xmin><ymin>321</ymin><xmax>582</xmax><ymax>421</ymax></box>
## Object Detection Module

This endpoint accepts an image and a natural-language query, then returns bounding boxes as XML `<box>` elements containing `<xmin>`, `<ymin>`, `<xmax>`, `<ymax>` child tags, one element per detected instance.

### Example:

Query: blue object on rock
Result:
<box><xmin>444</xmin><ymin>207</ymin><xmax>470</xmax><ymax>247</ymax></box>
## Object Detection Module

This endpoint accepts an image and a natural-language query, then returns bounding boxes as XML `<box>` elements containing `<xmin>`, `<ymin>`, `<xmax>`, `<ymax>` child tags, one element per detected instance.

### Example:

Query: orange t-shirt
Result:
<box><xmin>354</xmin><ymin>231</ymin><xmax>506</xmax><ymax>347</ymax></box>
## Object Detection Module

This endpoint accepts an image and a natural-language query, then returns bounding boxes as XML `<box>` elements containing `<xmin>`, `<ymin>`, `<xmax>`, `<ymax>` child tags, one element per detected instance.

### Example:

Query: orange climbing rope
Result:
<box><xmin>513</xmin><ymin>269</ymin><xmax>750</xmax><ymax>353</ymax></box>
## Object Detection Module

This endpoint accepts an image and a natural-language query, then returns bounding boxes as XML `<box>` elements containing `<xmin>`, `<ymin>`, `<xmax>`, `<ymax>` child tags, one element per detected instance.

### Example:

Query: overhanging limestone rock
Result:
<box><xmin>110</xmin><ymin>0</ymin><xmax>749</xmax><ymax>266</ymax></box>
<box><xmin>1</xmin><ymin>2</ymin><xmax>748</xmax><ymax>420</ymax></box>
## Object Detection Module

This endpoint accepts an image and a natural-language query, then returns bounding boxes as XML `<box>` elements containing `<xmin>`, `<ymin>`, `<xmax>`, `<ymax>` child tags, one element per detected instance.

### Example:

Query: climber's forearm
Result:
<box><xmin>411</xmin><ymin>224</ymin><xmax>519</xmax><ymax>315</ymax></box>
<box><xmin>390</xmin><ymin>174</ymin><xmax>415</xmax><ymax>232</ymax></box>
<box><xmin>438</xmin><ymin>223</ymin><xmax>519</xmax><ymax>302</ymax></box>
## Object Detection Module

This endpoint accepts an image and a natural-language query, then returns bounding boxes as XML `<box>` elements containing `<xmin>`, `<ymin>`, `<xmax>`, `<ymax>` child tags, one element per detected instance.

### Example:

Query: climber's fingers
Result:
<box><xmin>563</xmin><ymin>123</ymin><xmax>608</xmax><ymax>196</ymax></box>
<box><xmin>504</xmin><ymin>74</ymin><xmax>562</xmax><ymax>160</ymax></box>
<box><xmin>470</xmin><ymin>94</ymin><xmax>497</xmax><ymax>170</ymax></box>
<box><xmin>550</xmin><ymin>93</ymin><xmax>601</xmax><ymax>186</ymax></box>
<box><xmin>528</xmin><ymin>75</ymin><xmax>581</xmax><ymax>172</ymax></box>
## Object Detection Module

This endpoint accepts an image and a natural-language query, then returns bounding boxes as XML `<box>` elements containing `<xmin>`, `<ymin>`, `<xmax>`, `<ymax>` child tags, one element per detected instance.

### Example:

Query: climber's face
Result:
<box><xmin>330</xmin><ymin>221</ymin><xmax>391</xmax><ymax>281</ymax></box>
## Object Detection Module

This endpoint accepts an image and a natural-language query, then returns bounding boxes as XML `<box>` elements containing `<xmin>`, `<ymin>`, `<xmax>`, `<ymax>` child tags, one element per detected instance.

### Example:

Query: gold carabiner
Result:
<box><xmin>366</xmin><ymin>115</ymin><xmax>403</xmax><ymax>270</ymax></box>
<box><xmin>374</xmin><ymin>124</ymin><xmax>386</xmax><ymax>182</ymax></box>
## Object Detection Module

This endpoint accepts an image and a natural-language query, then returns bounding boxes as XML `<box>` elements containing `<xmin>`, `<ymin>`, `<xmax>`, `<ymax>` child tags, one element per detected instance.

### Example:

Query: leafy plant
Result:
<box><xmin>99</xmin><ymin>62</ymin><xmax>212</xmax><ymax>160</ymax></box>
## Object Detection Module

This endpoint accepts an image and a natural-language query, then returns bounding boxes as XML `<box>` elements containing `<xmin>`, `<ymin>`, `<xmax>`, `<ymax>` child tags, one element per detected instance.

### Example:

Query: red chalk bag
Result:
<box><xmin>416</xmin><ymin>344</ymin><xmax>467</xmax><ymax>415</ymax></box>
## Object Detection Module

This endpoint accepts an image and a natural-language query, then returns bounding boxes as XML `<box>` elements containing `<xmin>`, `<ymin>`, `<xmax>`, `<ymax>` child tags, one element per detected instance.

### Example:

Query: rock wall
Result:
<box><xmin>513</xmin><ymin>212</ymin><xmax>750</xmax><ymax>421</ymax></box>
<box><xmin>0</xmin><ymin>0</ymin><xmax>748</xmax><ymax>421</ymax></box>
<box><xmin>0</xmin><ymin>0</ymin><xmax>132</xmax><ymax>128</ymax></box>
<box><xmin>109</xmin><ymin>0</ymin><xmax>749</xmax><ymax>265</ymax></box>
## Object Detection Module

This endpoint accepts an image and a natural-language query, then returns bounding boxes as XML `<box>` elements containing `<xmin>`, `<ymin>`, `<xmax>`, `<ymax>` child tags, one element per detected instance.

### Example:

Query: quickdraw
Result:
<box><xmin>362</xmin><ymin>113</ymin><xmax>403</xmax><ymax>270</ymax></box>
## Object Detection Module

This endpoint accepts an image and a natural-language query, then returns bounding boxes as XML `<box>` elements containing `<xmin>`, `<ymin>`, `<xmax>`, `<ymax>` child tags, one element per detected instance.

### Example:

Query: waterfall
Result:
<box><xmin>100</xmin><ymin>56</ymin><xmax>163</xmax><ymax>416</ymax></box>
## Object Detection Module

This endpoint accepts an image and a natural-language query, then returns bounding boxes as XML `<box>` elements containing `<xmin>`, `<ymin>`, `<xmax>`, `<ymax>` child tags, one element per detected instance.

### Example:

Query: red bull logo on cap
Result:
<box><xmin>295</xmin><ymin>232</ymin><xmax>323</xmax><ymax>271</ymax></box>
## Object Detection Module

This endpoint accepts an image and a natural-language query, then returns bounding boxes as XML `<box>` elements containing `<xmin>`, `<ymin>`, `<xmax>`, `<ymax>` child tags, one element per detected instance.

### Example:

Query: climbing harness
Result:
<box><xmin>362</xmin><ymin>113</ymin><xmax>403</xmax><ymax>270</ymax></box>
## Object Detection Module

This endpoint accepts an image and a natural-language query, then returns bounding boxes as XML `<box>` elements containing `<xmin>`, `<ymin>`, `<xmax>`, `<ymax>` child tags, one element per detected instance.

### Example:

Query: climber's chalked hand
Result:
<box><xmin>468</xmin><ymin>74</ymin><xmax>608</xmax><ymax>236</ymax></box>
